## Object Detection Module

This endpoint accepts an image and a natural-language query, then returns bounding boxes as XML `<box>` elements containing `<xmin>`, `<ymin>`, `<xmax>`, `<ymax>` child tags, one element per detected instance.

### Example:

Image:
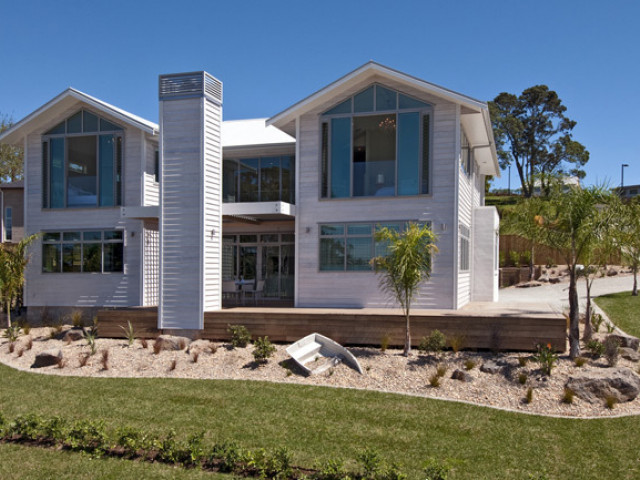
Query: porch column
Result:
<box><xmin>158</xmin><ymin>71</ymin><xmax>223</xmax><ymax>330</ymax></box>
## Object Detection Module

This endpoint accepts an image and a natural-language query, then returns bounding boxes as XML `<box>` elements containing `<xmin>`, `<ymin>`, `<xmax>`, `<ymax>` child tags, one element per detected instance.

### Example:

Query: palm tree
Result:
<box><xmin>372</xmin><ymin>223</ymin><xmax>438</xmax><ymax>356</ymax></box>
<box><xmin>616</xmin><ymin>199</ymin><xmax>640</xmax><ymax>297</ymax></box>
<box><xmin>0</xmin><ymin>234</ymin><xmax>37</xmax><ymax>328</ymax></box>
<box><xmin>534</xmin><ymin>185</ymin><xmax>616</xmax><ymax>358</ymax></box>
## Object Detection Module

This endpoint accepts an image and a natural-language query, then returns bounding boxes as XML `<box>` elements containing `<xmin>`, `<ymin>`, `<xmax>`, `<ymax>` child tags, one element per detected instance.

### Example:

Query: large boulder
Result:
<box><xmin>63</xmin><ymin>329</ymin><xmax>84</xmax><ymax>342</ymax></box>
<box><xmin>451</xmin><ymin>369</ymin><xmax>473</xmax><ymax>382</ymax></box>
<box><xmin>154</xmin><ymin>335</ymin><xmax>191</xmax><ymax>351</ymax></box>
<box><xmin>565</xmin><ymin>367</ymin><xmax>640</xmax><ymax>403</ymax></box>
<box><xmin>607</xmin><ymin>334</ymin><xmax>640</xmax><ymax>351</ymax></box>
<box><xmin>31</xmin><ymin>349</ymin><xmax>62</xmax><ymax>368</ymax></box>
<box><xmin>480</xmin><ymin>360</ymin><xmax>502</xmax><ymax>374</ymax></box>
<box><xmin>620</xmin><ymin>348</ymin><xmax>640</xmax><ymax>362</ymax></box>
<box><xmin>187</xmin><ymin>339</ymin><xmax>214</xmax><ymax>354</ymax></box>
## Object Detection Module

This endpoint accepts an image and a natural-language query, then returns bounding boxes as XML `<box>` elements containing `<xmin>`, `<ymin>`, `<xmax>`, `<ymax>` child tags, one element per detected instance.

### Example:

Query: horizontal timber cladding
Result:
<box><xmin>97</xmin><ymin>308</ymin><xmax>566</xmax><ymax>352</ymax></box>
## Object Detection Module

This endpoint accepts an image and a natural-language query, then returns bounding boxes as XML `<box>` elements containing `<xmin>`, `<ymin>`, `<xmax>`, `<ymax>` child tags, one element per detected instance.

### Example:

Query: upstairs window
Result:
<box><xmin>223</xmin><ymin>155</ymin><xmax>295</xmax><ymax>204</ymax></box>
<box><xmin>320</xmin><ymin>85</ymin><xmax>431</xmax><ymax>198</ymax></box>
<box><xmin>42</xmin><ymin>110</ymin><xmax>123</xmax><ymax>208</ymax></box>
<box><xmin>460</xmin><ymin>128</ymin><xmax>471</xmax><ymax>176</ymax></box>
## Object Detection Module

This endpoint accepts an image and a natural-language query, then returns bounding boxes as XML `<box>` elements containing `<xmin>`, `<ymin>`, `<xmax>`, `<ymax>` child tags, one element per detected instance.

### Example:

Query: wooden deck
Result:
<box><xmin>96</xmin><ymin>306</ymin><xmax>567</xmax><ymax>352</ymax></box>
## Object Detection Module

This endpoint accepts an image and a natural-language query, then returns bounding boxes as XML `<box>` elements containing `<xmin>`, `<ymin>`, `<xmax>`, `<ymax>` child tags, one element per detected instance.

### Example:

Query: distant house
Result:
<box><xmin>0</xmin><ymin>62</ymin><xmax>500</xmax><ymax>328</ymax></box>
<box><xmin>618</xmin><ymin>184</ymin><xmax>640</xmax><ymax>200</ymax></box>
<box><xmin>0</xmin><ymin>180</ymin><xmax>24</xmax><ymax>243</ymax></box>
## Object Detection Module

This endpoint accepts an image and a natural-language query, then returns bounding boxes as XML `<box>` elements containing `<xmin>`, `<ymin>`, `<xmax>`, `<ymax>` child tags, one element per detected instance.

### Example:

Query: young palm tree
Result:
<box><xmin>372</xmin><ymin>223</ymin><xmax>438</xmax><ymax>356</ymax></box>
<box><xmin>535</xmin><ymin>185</ymin><xmax>616</xmax><ymax>358</ymax></box>
<box><xmin>616</xmin><ymin>199</ymin><xmax>640</xmax><ymax>297</ymax></box>
<box><xmin>0</xmin><ymin>234</ymin><xmax>37</xmax><ymax>328</ymax></box>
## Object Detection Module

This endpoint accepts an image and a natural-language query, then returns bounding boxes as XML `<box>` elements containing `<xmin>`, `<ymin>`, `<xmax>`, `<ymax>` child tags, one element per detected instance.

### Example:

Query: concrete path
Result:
<box><xmin>464</xmin><ymin>274</ymin><xmax>635</xmax><ymax>316</ymax></box>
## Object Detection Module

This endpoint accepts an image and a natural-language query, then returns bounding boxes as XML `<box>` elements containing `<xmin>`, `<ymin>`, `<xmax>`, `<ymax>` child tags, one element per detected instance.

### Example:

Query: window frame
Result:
<box><xmin>222</xmin><ymin>155</ymin><xmax>295</xmax><ymax>204</ymax></box>
<box><xmin>319</xmin><ymin>84</ymin><xmax>433</xmax><ymax>200</ymax></box>
<box><xmin>4</xmin><ymin>206</ymin><xmax>12</xmax><ymax>241</ymax></box>
<box><xmin>41</xmin><ymin>229</ymin><xmax>124</xmax><ymax>274</ymax></box>
<box><xmin>318</xmin><ymin>220</ymin><xmax>430</xmax><ymax>272</ymax></box>
<box><xmin>460</xmin><ymin>127</ymin><xmax>472</xmax><ymax>177</ymax></box>
<box><xmin>41</xmin><ymin>109</ymin><xmax>124</xmax><ymax>209</ymax></box>
<box><xmin>459</xmin><ymin>224</ymin><xmax>470</xmax><ymax>272</ymax></box>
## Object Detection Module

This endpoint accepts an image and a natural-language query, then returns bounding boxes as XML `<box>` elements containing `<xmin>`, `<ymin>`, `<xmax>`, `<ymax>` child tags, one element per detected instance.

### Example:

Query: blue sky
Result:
<box><xmin>1</xmin><ymin>0</ymin><xmax>638</xmax><ymax>189</ymax></box>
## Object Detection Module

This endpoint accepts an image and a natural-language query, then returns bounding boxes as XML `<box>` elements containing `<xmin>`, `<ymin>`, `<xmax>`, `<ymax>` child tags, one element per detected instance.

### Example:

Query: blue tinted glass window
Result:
<box><xmin>330</xmin><ymin>118</ymin><xmax>351</xmax><ymax>198</ymax></box>
<box><xmin>67</xmin><ymin>112</ymin><xmax>82</xmax><ymax>133</ymax></box>
<box><xmin>320</xmin><ymin>224</ymin><xmax>344</xmax><ymax>235</ymax></box>
<box><xmin>100</xmin><ymin>118</ymin><xmax>122</xmax><ymax>131</ymax></box>
<box><xmin>347</xmin><ymin>224</ymin><xmax>372</xmax><ymax>235</ymax></box>
<box><xmin>83</xmin><ymin>111</ymin><xmax>98</xmax><ymax>132</ymax></box>
<box><xmin>67</xmin><ymin>136</ymin><xmax>97</xmax><ymax>207</ymax></box>
<box><xmin>346</xmin><ymin>237</ymin><xmax>372</xmax><ymax>271</ymax></box>
<box><xmin>46</xmin><ymin>121</ymin><xmax>66</xmax><ymax>135</ymax></box>
<box><xmin>99</xmin><ymin>135</ymin><xmax>115</xmax><ymax>206</ymax></box>
<box><xmin>324</xmin><ymin>99</ymin><xmax>351</xmax><ymax>115</ymax></box>
<box><xmin>376</xmin><ymin>86</ymin><xmax>397</xmax><ymax>111</ymax></box>
<box><xmin>353</xmin><ymin>87</ymin><xmax>374</xmax><ymax>113</ymax></box>
<box><xmin>50</xmin><ymin>138</ymin><xmax>65</xmax><ymax>208</ymax></box>
<box><xmin>398</xmin><ymin>94</ymin><xmax>429</xmax><ymax>109</ymax></box>
<box><xmin>397</xmin><ymin>112</ymin><xmax>420</xmax><ymax>195</ymax></box>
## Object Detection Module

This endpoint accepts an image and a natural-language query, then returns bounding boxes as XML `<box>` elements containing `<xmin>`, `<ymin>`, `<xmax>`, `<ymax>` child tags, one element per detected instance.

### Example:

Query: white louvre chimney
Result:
<box><xmin>158</xmin><ymin>71</ymin><xmax>223</xmax><ymax>330</ymax></box>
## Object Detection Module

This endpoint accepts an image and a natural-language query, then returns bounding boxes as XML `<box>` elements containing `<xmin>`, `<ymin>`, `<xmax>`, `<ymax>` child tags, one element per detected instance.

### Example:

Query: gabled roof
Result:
<box><xmin>267</xmin><ymin>61</ymin><xmax>499</xmax><ymax>176</ymax></box>
<box><xmin>0</xmin><ymin>88</ymin><xmax>159</xmax><ymax>145</ymax></box>
<box><xmin>222</xmin><ymin>118</ymin><xmax>295</xmax><ymax>149</ymax></box>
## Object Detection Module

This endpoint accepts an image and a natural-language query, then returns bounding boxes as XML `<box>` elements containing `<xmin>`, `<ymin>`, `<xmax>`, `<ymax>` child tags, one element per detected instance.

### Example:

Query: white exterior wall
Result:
<box><xmin>143</xmin><ymin>220</ymin><xmax>159</xmax><ymax>306</ymax></box>
<box><xmin>143</xmin><ymin>137</ymin><xmax>159</xmax><ymax>206</ymax></box>
<box><xmin>295</xmin><ymin>83</ymin><xmax>458</xmax><ymax>309</ymax></box>
<box><xmin>23</xmin><ymin>103</ymin><xmax>147</xmax><ymax>309</ymax></box>
<box><xmin>472</xmin><ymin>206</ymin><xmax>499</xmax><ymax>301</ymax></box>
<box><xmin>159</xmin><ymin>77</ymin><xmax>223</xmax><ymax>330</ymax></box>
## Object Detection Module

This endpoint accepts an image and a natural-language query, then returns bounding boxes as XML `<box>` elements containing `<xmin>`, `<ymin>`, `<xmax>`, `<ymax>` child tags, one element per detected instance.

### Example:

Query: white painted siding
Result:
<box><xmin>295</xmin><ymin>87</ymin><xmax>458</xmax><ymax>309</ymax></box>
<box><xmin>143</xmin><ymin>138</ymin><xmax>159</xmax><ymax>206</ymax></box>
<box><xmin>202</xmin><ymin>99</ymin><xmax>222</xmax><ymax>311</ymax></box>
<box><xmin>23</xmin><ymin>101</ymin><xmax>147</xmax><ymax>309</ymax></box>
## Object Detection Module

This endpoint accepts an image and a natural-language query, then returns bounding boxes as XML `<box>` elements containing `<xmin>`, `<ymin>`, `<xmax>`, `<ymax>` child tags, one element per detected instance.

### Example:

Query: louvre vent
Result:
<box><xmin>159</xmin><ymin>72</ymin><xmax>222</xmax><ymax>104</ymax></box>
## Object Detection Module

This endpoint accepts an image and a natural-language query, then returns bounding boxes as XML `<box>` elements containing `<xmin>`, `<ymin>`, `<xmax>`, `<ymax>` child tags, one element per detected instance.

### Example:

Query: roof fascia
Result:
<box><xmin>267</xmin><ymin>61</ymin><xmax>487</xmax><ymax>128</ymax></box>
<box><xmin>0</xmin><ymin>88</ymin><xmax>158</xmax><ymax>145</ymax></box>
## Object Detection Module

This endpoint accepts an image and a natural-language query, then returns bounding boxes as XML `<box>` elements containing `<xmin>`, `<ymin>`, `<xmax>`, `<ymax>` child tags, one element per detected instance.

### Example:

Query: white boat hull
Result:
<box><xmin>286</xmin><ymin>333</ymin><xmax>363</xmax><ymax>375</ymax></box>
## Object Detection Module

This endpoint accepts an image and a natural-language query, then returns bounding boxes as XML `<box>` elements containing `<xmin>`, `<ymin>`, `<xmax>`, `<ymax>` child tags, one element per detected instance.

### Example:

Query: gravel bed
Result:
<box><xmin>2</xmin><ymin>326</ymin><xmax>640</xmax><ymax>419</ymax></box>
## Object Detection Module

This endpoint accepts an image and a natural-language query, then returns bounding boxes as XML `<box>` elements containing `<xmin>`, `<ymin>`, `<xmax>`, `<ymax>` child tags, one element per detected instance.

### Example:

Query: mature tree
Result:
<box><xmin>0</xmin><ymin>234</ymin><xmax>36</xmax><ymax>328</ymax></box>
<box><xmin>616</xmin><ymin>199</ymin><xmax>640</xmax><ymax>296</ymax></box>
<box><xmin>0</xmin><ymin>114</ymin><xmax>23</xmax><ymax>182</ymax></box>
<box><xmin>489</xmin><ymin>86</ymin><xmax>589</xmax><ymax>197</ymax></box>
<box><xmin>372</xmin><ymin>223</ymin><xmax>438</xmax><ymax>356</ymax></box>
<box><xmin>500</xmin><ymin>195</ymin><xmax>547</xmax><ymax>281</ymax></box>
<box><xmin>535</xmin><ymin>186</ymin><xmax>617</xmax><ymax>358</ymax></box>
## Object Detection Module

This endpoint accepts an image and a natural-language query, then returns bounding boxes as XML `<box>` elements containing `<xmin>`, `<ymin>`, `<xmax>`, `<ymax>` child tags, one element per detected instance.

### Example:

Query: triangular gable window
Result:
<box><xmin>45</xmin><ymin>110</ymin><xmax>123</xmax><ymax>135</ymax></box>
<box><xmin>322</xmin><ymin>85</ymin><xmax>430</xmax><ymax>116</ymax></box>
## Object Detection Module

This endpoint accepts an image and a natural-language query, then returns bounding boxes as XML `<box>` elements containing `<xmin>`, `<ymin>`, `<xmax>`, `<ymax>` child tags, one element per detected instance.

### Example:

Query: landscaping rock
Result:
<box><xmin>155</xmin><ymin>335</ymin><xmax>191</xmax><ymax>351</ymax></box>
<box><xmin>480</xmin><ymin>360</ymin><xmax>502</xmax><ymax>374</ymax></box>
<box><xmin>607</xmin><ymin>334</ymin><xmax>639</xmax><ymax>351</ymax></box>
<box><xmin>516</xmin><ymin>281</ymin><xmax>542</xmax><ymax>288</ymax></box>
<box><xmin>620</xmin><ymin>348</ymin><xmax>640</xmax><ymax>362</ymax></box>
<box><xmin>565</xmin><ymin>367</ymin><xmax>640</xmax><ymax>403</ymax></box>
<box><xmin>187</xmin><ymin>339</ymin><xmax>213</xmax><ymax>354</ymax></box>
<box><xmin>451</xmin><ymin>369</ymin><xmax>473</xmax><ymax>382</ymax></box>
<box><xmin>63</xmin><ymin>329</ymin><xmax>84</xmax><ymax>342</ymax></box>
<box><xmin>549</xmin><ymin>277</ymin><xmax>561</xmax><ymax>284</ymax></box>
<box><xmin>496</xmin><ymin>357</ymin><xmax>520</xmax><ymax>369</ymax></box>
<box><xmin>537</xmin><ymin>274</ymin><xmax>550</xmax><ymax>283</ymax></box>
<box><xmin>606</xmin><ymin>268</ymin><xmax>619</xmax><ymax>277</ymax></box>
<box><xmin>31</xmin><ymin>348</ymin><xmax>62</xmax><ymax>368</ymax></box>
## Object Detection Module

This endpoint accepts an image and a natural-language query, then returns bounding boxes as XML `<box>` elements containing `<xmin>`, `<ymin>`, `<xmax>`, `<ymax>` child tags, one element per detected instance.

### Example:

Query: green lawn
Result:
<box><xmin>1</xmin><ymin>363</ymin><xmax>639</xmax><ymax>479</ymax></box>
<box><xmin>594</xmin><ymin>291</ymin><xmax>640</xmax><ymax>337</ymax></box>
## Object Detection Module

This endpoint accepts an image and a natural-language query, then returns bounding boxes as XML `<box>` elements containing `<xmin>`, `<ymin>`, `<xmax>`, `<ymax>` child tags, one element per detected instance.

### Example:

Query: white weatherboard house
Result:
<box><xmin>0</xmin><ymin>62</ymin><xmax>500</xmax><ymax>331</ymax></box>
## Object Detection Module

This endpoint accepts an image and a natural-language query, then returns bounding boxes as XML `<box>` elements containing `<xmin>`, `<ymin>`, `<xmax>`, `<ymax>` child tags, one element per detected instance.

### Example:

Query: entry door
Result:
<box><xmin>261</xmin><ymin>244</ymin><xmax>295</xmax><ymax>299</ymax></box>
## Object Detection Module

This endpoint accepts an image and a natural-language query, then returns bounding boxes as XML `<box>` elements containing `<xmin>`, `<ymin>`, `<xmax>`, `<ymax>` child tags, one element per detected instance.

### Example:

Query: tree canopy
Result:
<box><xmin>489</xmin><ymin>85</ymin><xmax>589</xmax><ymax>197</ymax></box>
<box><xmin>0</xmin><ymin>114</ymin><xmax>23</xmax><ymax>183</ymax></box>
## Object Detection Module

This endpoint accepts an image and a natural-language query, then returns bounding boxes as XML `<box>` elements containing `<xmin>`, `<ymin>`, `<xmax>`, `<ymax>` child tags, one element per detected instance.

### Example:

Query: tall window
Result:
<box><xmin>223</xmin><ymin>155</ymin><xmax>295</xmax><ymax>204</ymax></box>
<box><xmin>459</xmin><ymin>224</ymin><xmax>470</xmax><ymax>271</ymax></box>
<box><xmin>460</xmin><ymin>128</ymin><xmax>471</xmax><ymax>176</ymax></box>
<box><xmin>320</xmin><ymin>85</ymin><xmax>431</xmax><ymax>198</ymax></box>
<box><xmin>4</xmin><ymin>207</ymin><xmax>12</xmax><ymax>241</ymax></box>
<box><xmin>42</xmin><ymin>230</ymin><xmax>124</xmax><ymax>273</ymax></box>
<box><xmin>42</xmin><ymin>110</ymin><xmax>123</xmax><ymax>208</ymax></box>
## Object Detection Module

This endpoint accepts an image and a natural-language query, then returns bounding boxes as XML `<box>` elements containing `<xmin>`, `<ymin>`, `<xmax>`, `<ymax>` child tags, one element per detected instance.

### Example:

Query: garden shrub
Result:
<box><xmin>418</xmin><ymin>330</ymin><xmax>446</xmax><ymax>355</ymax></box>
<box><xmin>423</xmin><ymin>458</ymin><xmax>450</xmax><ymax>480</ymax></box>
<box><xmin>604</xmin><ymin>336</ymin><xmax>621</xmax><ymax>367</ymax></box>
<box><xmin>228</xmin><ymin>324</ymin><xmax>251</xmax><ymax>348</ymax></box>
<box><xmin>253</xmin><ymin>336</ymin><xmax>276</xmax><ymax>363</ymax></box>
<box><xmin>586</xmin><ymin>339</ymin><xmax>605</xmax><ymax>357</ymax></box>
